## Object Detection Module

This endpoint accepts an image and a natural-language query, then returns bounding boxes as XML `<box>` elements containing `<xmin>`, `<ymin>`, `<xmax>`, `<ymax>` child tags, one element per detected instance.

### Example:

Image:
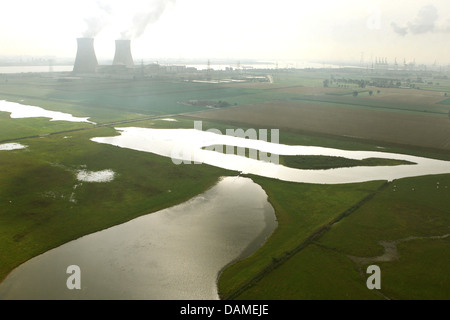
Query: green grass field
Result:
<box><xmin>438</xmin><ymin>98</ymin><xmax>450</xmax><ymax>105</ymax></box>
<box><xmin>1</xmin><ymin>77</ymin><xmax>265</xmax><ymax>123</ymax></box>
<box><xmin>218</xmin><ymin>177</ymin><xmax>386</xmax><ymax>299</ymax></box>
<box><xmin>222</xmin><ymin>174</ymin><xmax>449</xmax><ymax>300</ymax></box>
<box><xmin>1</xmin><ymin>70</ymin><xmax>449</xmax><ymax>299</ymax></box>
<box><xmin>203</xmin><ymin>146</ymin><xmax>414</xmax><ymax>169</ymax></box>
<box><xmin>235</xmin><ymin>244</ymin><xmax>384</xmax><ymax>300</ymax></box>
<box><xmin>282</xmin><ymin>155</ymin><xmax>413</xmax><ymax>169</ymax></box>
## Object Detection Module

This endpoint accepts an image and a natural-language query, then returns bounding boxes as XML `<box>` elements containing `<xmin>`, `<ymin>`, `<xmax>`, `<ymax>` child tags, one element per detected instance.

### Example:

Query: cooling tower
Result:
<box><xmin>113</xmin><ymin>40</ymin><xmax>134</xmax><ymax>67</ymax></box>
<box><xmin>73</xmin><ymin>38</ymin><xmax>98</xmax><ymax>74</ymax></box>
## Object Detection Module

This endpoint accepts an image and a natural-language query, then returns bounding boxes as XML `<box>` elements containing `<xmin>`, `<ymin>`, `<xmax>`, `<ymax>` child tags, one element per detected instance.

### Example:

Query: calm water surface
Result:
<box><xmin>0</xmin><ymin>100</ymin><xmax>95</xmax><ymax>124</ymax></box>
<box><xmin>0</xmin><ymin>177</ymin><xmax>276</xmax><ymax>300</ymax></box>
<box><xmin>92</xmin><ymin>127</ymin><xmax>450</xmax><ymax>184</ymax></box>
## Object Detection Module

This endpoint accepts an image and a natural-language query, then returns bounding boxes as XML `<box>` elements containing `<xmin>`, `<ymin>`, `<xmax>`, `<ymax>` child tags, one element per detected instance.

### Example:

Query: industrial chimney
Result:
<box><xmin>113</xmin><ymin>40</ymin><xmax>134</xmax><ymax>68</ymax></box>
<box><xmin>73</xmin><ymin>38</ymin><xmax>98</xmax><ymax>74</ymax></box>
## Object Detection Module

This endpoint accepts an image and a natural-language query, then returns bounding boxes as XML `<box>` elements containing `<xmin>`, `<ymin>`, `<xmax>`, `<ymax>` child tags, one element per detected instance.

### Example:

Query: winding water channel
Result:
<box><xmin>0</xmin><ymin>177</ymin><xmax>276</xmax><ymax>300</ymax></box>
<box><xmin>92</xmin><ymin>127</ymin><xmax>450</xmax><ymax>184</ymax></box>
<box><xmin>0</xmin><ymin>100</ymin><xmax>95</xmax><ymax>124</ymax></box>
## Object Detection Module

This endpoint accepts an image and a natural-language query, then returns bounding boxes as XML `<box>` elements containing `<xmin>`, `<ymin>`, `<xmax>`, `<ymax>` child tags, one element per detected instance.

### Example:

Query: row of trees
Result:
<box><xmin>324</xmin><ymin>78</ymin><xmax>416</xmax><ymax>89</ymax></box>
<box><xmin>352</xmin><ymin>90</ymin><xmax>381</xmax><ymax>97</ymax></box>
<box><xmin>323</xmin><ymin>79</ymin><xmax>369</xmax><ymax>88</ymax></box>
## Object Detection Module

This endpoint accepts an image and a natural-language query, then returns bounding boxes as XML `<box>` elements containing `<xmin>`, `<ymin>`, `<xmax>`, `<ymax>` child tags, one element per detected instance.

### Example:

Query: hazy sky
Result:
<box><xmin>1</xmin><ymin>0</ymin><xmax>450</xmax><ymax>64</ymax></box>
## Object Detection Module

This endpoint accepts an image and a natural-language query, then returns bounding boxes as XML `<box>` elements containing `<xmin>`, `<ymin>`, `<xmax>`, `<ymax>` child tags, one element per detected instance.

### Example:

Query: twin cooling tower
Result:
<box><xmin>73</xmin><ymin>38</ymin><xmax>134</xmax><ymax>73</ymax></box>
<box><xmin>73</xmin><ymin>38</ymin><xmax>98</xmax><ymax>73</ymax></box>
<box><xmin>113</xmin><ymin>40</ymin><xmax>135</xmax><ymax>67</ymax></box>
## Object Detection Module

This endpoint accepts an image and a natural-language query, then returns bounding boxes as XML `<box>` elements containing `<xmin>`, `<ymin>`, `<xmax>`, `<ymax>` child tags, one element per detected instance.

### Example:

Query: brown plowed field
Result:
<box><xmin>357</xmin><ymin>88</ymin><xmax>447</xmax><ymax>106</ymax></box>
<box><xmin>187</xmin><ymin>101</ymin><xmax>450</xmax><ymax>152</ymax></box>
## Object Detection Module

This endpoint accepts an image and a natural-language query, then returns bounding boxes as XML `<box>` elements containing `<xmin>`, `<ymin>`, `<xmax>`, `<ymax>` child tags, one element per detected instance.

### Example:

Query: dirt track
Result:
<box><xmin>187</xmin><ymin>101</ymin><xmax>450</xmax><ymax>152</ymax></box>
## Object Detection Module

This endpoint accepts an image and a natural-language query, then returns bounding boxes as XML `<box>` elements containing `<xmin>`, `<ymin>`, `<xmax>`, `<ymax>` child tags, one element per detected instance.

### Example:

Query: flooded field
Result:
<box><xmin>0</xmin><ymin>100</ymin><xmax>95</xmax><ymax>124</ymax></box>
<box><xmin>76</xmin><ymin>170</ymin><xmax>116</xmax><ymax>183</ymax></box>
<box><xmin>0</xmin><ymin>143</ymin><xmax>27</xmax><ymax>151</ymax></box>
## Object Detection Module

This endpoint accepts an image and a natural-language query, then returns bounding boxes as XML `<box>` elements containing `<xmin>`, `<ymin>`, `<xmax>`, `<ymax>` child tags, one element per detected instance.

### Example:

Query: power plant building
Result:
<box><xmin>72</xmin><ymin>38</ymin><xmax>200</xmax><ymax>79</ymax></box>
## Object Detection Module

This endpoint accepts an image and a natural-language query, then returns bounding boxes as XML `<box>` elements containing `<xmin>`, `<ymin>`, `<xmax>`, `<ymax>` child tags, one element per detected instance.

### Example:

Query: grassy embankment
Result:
<box><xmin>228</xmin><ymin>173</ymin><xmax>449</xmax><ymax>300</ymax></box>
<box><xmin>202</xmin><ymin>145</ymin><xmax>413</xmax><ymax>169</ymax></box>
<box><xmin>218</xmin><ymin>176</ymin><xmax>388</xmax><ymax>300</ymax></box>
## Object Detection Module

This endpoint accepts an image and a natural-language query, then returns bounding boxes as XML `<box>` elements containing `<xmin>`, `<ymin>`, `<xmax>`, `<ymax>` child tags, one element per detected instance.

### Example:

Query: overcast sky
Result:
<box><xmin>0</xmin><ymin>0</ymin><xmax>450</xmax><ymax>65</ymax></box>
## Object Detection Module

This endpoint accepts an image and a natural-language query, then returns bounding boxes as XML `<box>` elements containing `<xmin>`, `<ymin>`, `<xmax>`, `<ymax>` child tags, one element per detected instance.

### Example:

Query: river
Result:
<box><xmin>91</xmin><ymin>127</ymin><xmax>450</xmax><ymax>184</ymax></box>
<box><xmin>0</xmin><ymin>177</ymin><xmax>276</xmax><ymax>300</ymax></box>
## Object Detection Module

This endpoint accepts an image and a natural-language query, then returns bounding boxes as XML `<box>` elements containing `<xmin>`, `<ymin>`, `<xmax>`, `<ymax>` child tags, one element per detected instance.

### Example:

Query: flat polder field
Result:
<box><xmin>0</xmin><ymin>67</ymin><xmax>449</xmax><ymax>300</ymax></box>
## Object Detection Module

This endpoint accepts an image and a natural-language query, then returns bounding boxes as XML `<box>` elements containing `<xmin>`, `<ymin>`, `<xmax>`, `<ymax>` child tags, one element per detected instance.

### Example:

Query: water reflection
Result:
<box><xmin>0</xmin><ymin>100</ymin><xmax>95</xmax><ymax>124</ymax></box>
<box><xmin>92</xmin><ymin>127</ymin><xmax>450</xmax><ymax>184</ymax></box>
<box><xmin>0</xmin><ymin>177</ymin><xmax>276</xmax><ymax>300</ymax></box>
<box><xmin>0</xmin><ymin>143</ymin><xmax>27</xmax><ymax>151</ymax></box>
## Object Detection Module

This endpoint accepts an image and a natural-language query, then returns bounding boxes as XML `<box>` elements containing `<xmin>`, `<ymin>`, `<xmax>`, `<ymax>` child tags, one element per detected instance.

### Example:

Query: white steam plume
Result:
<box><xmin>121</xmin><ymin>0</ymin><xmax>176</xmax><ymax>40</ymax></box>
<box><xmin>82</xmin><ymin>1</ymin><xmax>113</xmax><ymax>38</ymax></box>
